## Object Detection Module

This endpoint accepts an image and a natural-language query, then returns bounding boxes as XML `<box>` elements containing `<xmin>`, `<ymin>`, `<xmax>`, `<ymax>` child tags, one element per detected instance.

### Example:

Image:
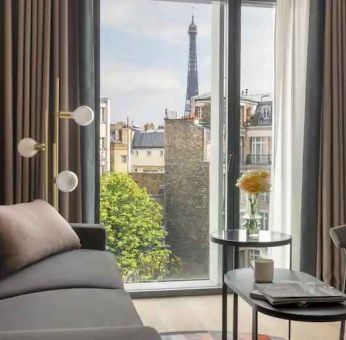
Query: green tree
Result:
<box><xmin>100</xmin><ymin>172</ymin><xmax>181</xmax><ymax>282</ymax></box>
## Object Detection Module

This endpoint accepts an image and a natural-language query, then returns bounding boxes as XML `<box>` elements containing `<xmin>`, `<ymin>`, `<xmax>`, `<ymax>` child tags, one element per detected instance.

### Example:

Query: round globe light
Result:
<box><xmin>17</xmin><ymin>138</ymin><xmax>39</xmax><ymax>158</ymax></box>
<box><xmin>56</xmin><ymin>171</ymin><xmax>78</xmax><ymax>193</ymax></box>
<box><xmin>72</xmin><ymin>105</ymin><xmax>94</xmax><ymax>126</ymax></box>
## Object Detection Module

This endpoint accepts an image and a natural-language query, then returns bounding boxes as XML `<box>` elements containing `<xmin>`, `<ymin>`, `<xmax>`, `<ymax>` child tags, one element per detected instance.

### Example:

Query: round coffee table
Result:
<box><xmin>211</xmin><ymin>229</ymin><xmax>292</xmax><ymax>340</ymax></box>
<box><xmin>225</xmin><ymin>268</ymin><xmax>346</xmax><ymax>340</ymax></box>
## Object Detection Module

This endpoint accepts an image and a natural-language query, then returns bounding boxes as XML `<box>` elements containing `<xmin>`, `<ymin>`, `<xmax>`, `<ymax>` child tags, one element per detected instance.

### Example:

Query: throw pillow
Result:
<box><xmin>0</xmin><ymin>199</ymin><xmax>81</xmax><ymax>273</ymax></box>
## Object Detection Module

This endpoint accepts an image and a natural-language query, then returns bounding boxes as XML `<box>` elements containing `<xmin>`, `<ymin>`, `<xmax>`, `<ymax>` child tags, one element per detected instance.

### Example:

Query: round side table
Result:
<box><xmin>211</xmin><ymin>229</ymin><xmax>292</xmax><ymax>340</ymax></box>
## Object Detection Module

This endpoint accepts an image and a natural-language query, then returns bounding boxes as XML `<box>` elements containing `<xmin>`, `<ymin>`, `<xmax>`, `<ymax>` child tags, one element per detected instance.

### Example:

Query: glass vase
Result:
<box><xmin>244</xmin><ymin>193</ymin><xmax>262</xmax><ymax>238</ymax></box>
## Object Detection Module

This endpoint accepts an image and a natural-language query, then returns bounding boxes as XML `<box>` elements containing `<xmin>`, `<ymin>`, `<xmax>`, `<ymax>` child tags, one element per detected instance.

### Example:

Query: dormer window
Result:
<box><xmin>262</xmin><ymin>106</ymin><xmax>270</xmax><ymax>119</ymax></box>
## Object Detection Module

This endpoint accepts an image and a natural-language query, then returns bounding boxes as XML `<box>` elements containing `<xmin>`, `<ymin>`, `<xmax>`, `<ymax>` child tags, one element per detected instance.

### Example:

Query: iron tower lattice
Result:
<box><xmin>184</xmin><ymin>13</ymin><xmax>199</xmax><ymax>115</ymax></box>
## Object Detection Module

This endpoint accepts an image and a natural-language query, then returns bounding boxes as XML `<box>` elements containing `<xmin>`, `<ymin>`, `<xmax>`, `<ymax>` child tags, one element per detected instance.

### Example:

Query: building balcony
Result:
<box><xmin>247</xmin><ymin>117</ymin><xmax>272</xmax><ymax>127</ymax></box>
<box><xmin>245</xmin><ymin>154</ymin><xmax>271</xmax><ymax>165</ymax></box>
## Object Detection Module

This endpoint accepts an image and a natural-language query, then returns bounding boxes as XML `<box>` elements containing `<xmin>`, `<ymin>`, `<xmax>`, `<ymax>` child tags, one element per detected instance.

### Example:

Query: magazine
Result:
<box><xmin>251</xmin><ymin>281</ymin><xmax>346</xmax><ymax>306</ymax></box>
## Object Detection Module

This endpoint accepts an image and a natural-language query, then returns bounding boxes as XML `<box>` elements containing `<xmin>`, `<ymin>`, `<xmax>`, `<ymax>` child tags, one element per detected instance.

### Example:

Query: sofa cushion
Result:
<box><xmin>0</xmin><ymin>249</ymin><xmax>123</xmax><ymax>300</ymax></box>
<box><xmin>0</xmin><ymin>289</ymin><xmax>142</xmax><ymax>331</ymax></box>
<box><xmin>0</xmin><ymin>200</ymin><xmax>80</xmax><ymax>273</ymax></box>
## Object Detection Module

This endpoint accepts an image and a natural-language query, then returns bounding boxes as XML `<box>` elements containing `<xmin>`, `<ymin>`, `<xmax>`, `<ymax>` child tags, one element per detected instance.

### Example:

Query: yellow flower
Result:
<box><xmin>236</xmin><ymin>170</ymin><xmax>271</xmax><ymax>194</ymax></box>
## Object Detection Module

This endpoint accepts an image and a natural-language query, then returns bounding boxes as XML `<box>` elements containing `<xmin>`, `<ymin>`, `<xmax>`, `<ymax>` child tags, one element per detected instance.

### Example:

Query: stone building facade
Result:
<box><xmin>131</xmin><ymin>131</ymin><xmax>165</xmax><ymax>174</ymax></box>
<box><xmin>240</xmin><ymin>99</ymin><xmax>272</xmax><ymax>231</ymax></box>
<box><xmin>189</xmin><ymin>93</ymin><xmax>273</xmax><ymax>233</ymax></box>
<box><xmin>130</xmin><ymin>173</ymin><xmax>164</xmax><ymax>196</ymax></box>
<box><xmin>100</xmin><ymin>98</ymin><xmax>111</xmax><ymax>174</ymax></box>
<box><xmin>109</xmin><ymin>122</ymin><xmax>134</xmax><ymax>173</ymax></box>
<box><xmin>164</xmin><ymin>118</ymin><xmax>210</xmax><ymax>279</ymax></box>
<box><xmin>130</xmin><ymin>173</ymin><xmax>164</xmax><ymax>208</ymax></box>
<box><xmin>238</xmin><ymin>98</ymin><xmax>273</xmax><ymax>265</ymax></box>
<box><xmin>190</xmin><ymin>93</ymin><xmax>211</xmax><ymax>125</ymax></box>
<box><xmin>187</xmin><ymin>93</ymin><xmax>272</xmax><ymax>266</ymax></box>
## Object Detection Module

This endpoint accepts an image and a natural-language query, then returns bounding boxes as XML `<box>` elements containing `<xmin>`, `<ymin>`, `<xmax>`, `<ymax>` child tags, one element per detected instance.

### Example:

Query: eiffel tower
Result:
<box><xmin>184</xmin><ymin>13</ymin><xmax>199</xmax><ymax>116</ymax></box>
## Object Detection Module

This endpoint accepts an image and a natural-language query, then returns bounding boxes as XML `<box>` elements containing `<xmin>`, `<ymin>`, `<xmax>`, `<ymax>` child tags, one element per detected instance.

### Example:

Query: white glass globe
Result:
<box><xmin>56</xmin><ymin>171</ymin><xmax>78</xmax><ymax>193</ymax></box>
<box><xmin>17</xmin><ymin>138</ymin><xmax>39</xmax><ymax>158</ymax></box>
<box><xmin>72</xmin><ymin>105</ymin><xmax>94</xmax><ymax>126</ymax></box>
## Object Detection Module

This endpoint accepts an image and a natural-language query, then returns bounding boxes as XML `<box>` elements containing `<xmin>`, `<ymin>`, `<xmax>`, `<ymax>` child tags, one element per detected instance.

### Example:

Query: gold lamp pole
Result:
<box><xmin>44</xmin><ymin>108</ymin><xmax>49</xmax><ymax>202</ymax></box>
<box><xmin>53</xmin><ymin>78</ymin><xmax>60</xmax><ymax>208</ymax></box>
<box><xmin>17</xmin><ymin>77</ymin><xmax>95</xmax><ymax>209</ymax></box>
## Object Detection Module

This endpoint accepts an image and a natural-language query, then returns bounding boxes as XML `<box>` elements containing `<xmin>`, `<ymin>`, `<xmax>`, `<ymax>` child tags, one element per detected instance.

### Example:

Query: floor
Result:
<box><xmin>133</xmin><ymin>295</ymin><xmax>341</xmax><ymax>340</ymax></box>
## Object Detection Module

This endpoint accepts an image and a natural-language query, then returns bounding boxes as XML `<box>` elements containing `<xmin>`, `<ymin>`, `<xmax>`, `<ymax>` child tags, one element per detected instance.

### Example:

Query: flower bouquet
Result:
<box><xmin>236</xmin><ymin>170</ymin><xmax>271</xmax><ymax>238</ymax></box>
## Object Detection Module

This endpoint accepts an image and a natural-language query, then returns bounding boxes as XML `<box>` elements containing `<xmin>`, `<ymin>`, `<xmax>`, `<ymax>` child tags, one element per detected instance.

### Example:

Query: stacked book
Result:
<box><xmin>250</xmin><ymin>281</ymin><xmax>346</xmax><ymax>306</ymax></box>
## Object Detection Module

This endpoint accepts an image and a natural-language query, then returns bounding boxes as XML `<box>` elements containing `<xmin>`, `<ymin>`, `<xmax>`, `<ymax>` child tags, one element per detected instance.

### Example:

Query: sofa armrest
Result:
<box><xmin>0</xmin><ymin>326</ymin><xmax>161</xmax><ymax>340</ymax></box>
<box><xmin>70</xmin><ymin>223</ymin><xmax>106</xmax><ymax>251</ymax></box>
<box><xmin>330</xmin><ymin>225</ymin><xmax>346</xmax><ymax>249</ymax></box>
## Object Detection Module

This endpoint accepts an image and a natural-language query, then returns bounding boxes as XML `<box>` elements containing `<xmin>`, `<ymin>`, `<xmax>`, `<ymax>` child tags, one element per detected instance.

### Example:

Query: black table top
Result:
<box><xmin>225</xmin><ymin>268</ymin><xmax>346</xmax><ymax>322</ymax></box>
<box><xmin>211</xmin><ymin>229</ymin><xmax>291</xmax><ymax>247</ymax></box>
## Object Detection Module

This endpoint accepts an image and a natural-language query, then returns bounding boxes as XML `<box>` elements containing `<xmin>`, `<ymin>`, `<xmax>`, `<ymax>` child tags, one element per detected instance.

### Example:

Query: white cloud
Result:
<box><xmin>241</xmin><ymin>6</ymin><xmax>275</xmax><ymax>94</ymax></box>
<box><xmin>101</xmin><ymin>0</ymin><xmax>212</xmax><ymax>45</ymax></box>
<box><xmin>102</xmin><ymin>62</ymin><xmax>182</xmax><ymax>92</ymax></box>
<box><xmin>198</xmin><ymin>54</ymin><xmax>211</xmax><ymax>94</ymax></box>
<box><xmin>101</xmin><ymin>61</ymin><xmax>185</xmax><ymax>124</ymax></box>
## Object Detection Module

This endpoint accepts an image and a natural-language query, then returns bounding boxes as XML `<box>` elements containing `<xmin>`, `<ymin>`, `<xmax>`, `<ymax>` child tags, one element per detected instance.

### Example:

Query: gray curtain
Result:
<box><xmin>300</xmin><ymin>0</ymin><xmax>325</xmax><ymax>276</ymax></box>
<box><xmin>0</xmin><ymin>0</ymin><xmax>99</xmax><ymax>224</ymax></box>
<box><xmin>65</xmin><ymin>0</ymin><xmax>99</xmax><ymax>223</ymax></box>
<box><xmin>301</xmin><ymin>0</ymin><xmax>346</xmax><ymax>288</ymax></box>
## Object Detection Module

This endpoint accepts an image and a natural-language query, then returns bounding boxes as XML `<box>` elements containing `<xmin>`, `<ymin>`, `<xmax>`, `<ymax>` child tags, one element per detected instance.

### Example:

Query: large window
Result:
<box><xmin>100</xmin><ymin>0</ymin><xmax>275</xmax><ymax>288</ymax></box>
<box><xmin>251</xmin><ymin>137</ymin><xmax>269</xmax><ymax>156</ymax></box>
<box><xmin>239</xmin><ymin>1</ymin><xmax>275</xmax><ymax>266</ymax></box>
<box><xmin>100</xmin><ymin>0</ymin><xmax>226</xmax><ymax>287</ymax></box>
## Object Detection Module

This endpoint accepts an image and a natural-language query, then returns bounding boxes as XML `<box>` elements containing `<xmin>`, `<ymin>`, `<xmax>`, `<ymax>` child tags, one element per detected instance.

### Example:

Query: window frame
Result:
<box><xmin>125</xmin><ymin>0</ymin><xmax>228</xmax><ymax>296</ymax></box>
<box><xmin>226</xmin><ymin>0</ymin><xmax>241</xmax><ymax>277</ymax></box>
<box><xmin>98</xmin><ymin>0</ymin><xmax>277</xmax><ymax>297</ymax></box>
<box><xmin>251</xmin><ymin>136</ymin><xmax>269</xmax><ymax>156</ymax></box>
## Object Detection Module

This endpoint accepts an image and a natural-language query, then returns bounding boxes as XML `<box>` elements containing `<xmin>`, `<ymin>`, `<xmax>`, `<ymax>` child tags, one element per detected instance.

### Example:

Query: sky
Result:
<box><xmin>100</xmin><ymin>0</ymin><xmax>275</xmax><ymax>126</ymax></box>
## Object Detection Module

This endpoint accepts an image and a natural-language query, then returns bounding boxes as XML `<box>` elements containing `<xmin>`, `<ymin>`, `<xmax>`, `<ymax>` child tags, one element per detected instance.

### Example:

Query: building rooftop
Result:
<box><xmin>191</xmin><ymin>92</ymin><xmax>260</xmax><ymax>105</ymax></box>
<box><xmin>240</xmin><ymin>96</ymin><xmax>259</xmax><ymax>104</ymax></box>
<box><xmin>132</xmin><ymin>131</ymin><xmax>164</xmax><ymax>148</ymax></box>
<box><xmin>249</xmin><ymin>100</ymin><xmax>273</xmax><ymax>126</ymax></box>
<box><xmin>255</xmin><ymin>100</ymin><xmax>272</xmax><ymax>107</ymax></box>
<box><xmin>192</xmin><ymin>92</ymin><xmax>211</xmax><ymax>102</ymax></box>
<box><xmin>100</xmin><ymin>97</ymin><xmax>110</xmax><ymax>104</ymax></box>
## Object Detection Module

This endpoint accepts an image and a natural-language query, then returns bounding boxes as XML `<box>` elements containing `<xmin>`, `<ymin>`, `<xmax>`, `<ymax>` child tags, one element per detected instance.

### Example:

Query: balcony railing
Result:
<box><xmin>245</xmin><ymin>154</ymin><xmax>271</xmax><ymax>165</ymax></box>
<box><xmin>247</xmin><ymin>117</ymin><xmax>272</xmax><ymax>127</ymax></box>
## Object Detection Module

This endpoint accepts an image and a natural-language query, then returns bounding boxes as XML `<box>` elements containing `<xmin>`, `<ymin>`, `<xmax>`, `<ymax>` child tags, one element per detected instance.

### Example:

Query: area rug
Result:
<box><xmin>160</xmin><ymin>331</ymin><xmax>285</xmax><ymax>339</ymax></box>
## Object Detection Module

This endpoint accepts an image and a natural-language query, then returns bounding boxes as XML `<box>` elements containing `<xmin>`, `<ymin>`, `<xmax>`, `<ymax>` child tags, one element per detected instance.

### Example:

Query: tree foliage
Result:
<box><xmin>100</xmin><ymin>173</ymin><xmax>181</xmax><ymax>282</ymax></box>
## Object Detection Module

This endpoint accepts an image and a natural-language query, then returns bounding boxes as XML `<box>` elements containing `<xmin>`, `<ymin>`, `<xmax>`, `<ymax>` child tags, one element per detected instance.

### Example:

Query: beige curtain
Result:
<box><xmin>0</xmin><ymin>0</ymin><xmax>51</xmax><ymax>205</ymax></box>
<box><xmin>0</xmin><ymin>0</ymin><xmax>98</xmax><ymax>223</ymax></box>
<box><xmin>317</xmin><ymin>0</ymin><xmax>346</xmax><ymax>288</ymax></box>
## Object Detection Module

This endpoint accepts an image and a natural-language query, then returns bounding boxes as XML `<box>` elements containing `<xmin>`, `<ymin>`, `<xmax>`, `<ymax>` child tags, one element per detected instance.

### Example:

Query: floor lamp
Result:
<box><xmin>17</xmin><ymin>79</ymin><xmax>94</xmax><ymax>209</ymax></box>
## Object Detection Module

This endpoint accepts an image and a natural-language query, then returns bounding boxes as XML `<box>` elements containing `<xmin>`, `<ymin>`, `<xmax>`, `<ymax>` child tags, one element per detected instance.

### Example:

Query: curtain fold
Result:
<box><xmin>270</xmin><ymin>0</ymin><xmax>310</xmax><ymax>269</ymax></box>
<box><xmin>77</xmin><ymin>0</ymin><xmax>96</xmax><ymax>224</ymax></box>
<box><xmin>316</xmin><ymin>0</ymin><xmax>346</xmax><ymax>288</ymax></box>
<box><xmin>300</xmin><ymin>0</ymin><xmax>325</xmax><ymax>276</ymax></box>
<box><xmin>0</xmin><ymin>0</ymin><xmax>99</xmax><ymax>224</ymax></box>
<box><xmin>94</xmin><ymin>0</ymin><xmax>100</xmax><ymax>224</ymax></box>
<box><xmin>0</xmin><ymin>0</ymin><xmax>14</xmax><ymax>205</ymax></box>
<box><xmin>0</xmin><ymin>0</ymin><xmax>51</xmax><ymax>204</ymax></box>
<box><xmin>301</xmin><ymin>0</ymin><xmax>346</xmax><ymax>289</ymax></box>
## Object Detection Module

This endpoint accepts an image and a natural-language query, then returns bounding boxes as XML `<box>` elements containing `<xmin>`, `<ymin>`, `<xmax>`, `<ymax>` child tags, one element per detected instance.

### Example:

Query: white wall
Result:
<box><xmin>100</xmin><ymin>98</ymin><xmax>111</xmax><ymax>173</ymax></box>
<box><xmin>131</xmin><ymin>148</ymin><xmax>164</xmax><ymax>173</ymax></box>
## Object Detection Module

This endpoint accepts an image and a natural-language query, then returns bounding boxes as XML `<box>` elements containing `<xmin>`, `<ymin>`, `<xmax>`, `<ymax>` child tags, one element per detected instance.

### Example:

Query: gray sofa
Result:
<box><xmin>0</xmin><ymin>223</ymin><xmax>160</xmax><ymax>340</ymax></box>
